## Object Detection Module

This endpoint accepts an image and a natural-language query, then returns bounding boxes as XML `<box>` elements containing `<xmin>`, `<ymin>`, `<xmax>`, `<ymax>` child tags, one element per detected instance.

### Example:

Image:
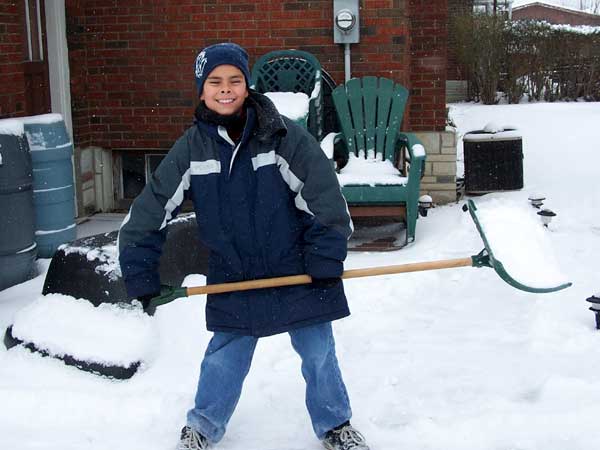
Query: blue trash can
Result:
<box><xmin>0</xmin><ymin>119</ymin><xmax>37</xmax><ymax>290</ymax></box>
<box><xmin>24</xmin><ymin>114</ymin><xmax>76</xmax><ymax>258</ymax></box>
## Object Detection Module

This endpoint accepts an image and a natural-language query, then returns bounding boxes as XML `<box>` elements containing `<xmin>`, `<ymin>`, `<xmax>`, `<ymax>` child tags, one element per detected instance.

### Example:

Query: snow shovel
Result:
<box><xmin>146</xmin><ymin>199</ymin><xmax>572</xmax><ymax>314</ymax></box>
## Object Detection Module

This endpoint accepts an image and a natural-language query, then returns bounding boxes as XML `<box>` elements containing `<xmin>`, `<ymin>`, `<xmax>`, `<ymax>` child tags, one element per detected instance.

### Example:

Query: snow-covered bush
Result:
<box><xmin>452</xmin><ymin>15</ymin><xmax>600</xmax><ymax>103</ymax></box>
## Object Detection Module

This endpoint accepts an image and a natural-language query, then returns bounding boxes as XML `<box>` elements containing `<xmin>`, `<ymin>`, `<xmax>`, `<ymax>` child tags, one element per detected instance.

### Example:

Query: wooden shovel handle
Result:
<box><xmin>186</xmin><ymin>257</ymin><xmax>474</xmax><ymax>296</ymax></box>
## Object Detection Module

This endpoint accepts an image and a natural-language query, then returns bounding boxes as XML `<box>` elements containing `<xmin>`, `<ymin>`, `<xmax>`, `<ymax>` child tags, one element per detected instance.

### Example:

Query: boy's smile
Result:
<box><xmin>200</xmin><ymin>65</ymin><xmax>249</xmax><ymax>116</ymax></box>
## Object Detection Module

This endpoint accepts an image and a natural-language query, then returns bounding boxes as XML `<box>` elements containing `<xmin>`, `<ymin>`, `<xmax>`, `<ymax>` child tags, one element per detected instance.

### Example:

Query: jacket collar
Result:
<box><xmin>195</xmin><ymin>90</ymin><xmax>287</xmax><ymax>143</ymax></box>
<box><xmin>245</xmin><ymin>90</ymin><xmax>287</xmax><ymax>142</ymax></box>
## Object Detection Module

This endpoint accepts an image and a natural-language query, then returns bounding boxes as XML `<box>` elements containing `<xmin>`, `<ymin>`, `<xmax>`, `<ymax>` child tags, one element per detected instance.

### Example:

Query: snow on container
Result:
<box><xmin>463</xmin><ymin>124</ymin><xmax>523</xmax><ymax>194</ymax></box>
<box><xmin>0</xmin><ymin>119</ymin><xmax>37</xmax><ymax>291</ymax></box>
<box><xmin>23</xmin><ymin>114</ymin><xmax>76</xmax><ymax>258</ymax></box>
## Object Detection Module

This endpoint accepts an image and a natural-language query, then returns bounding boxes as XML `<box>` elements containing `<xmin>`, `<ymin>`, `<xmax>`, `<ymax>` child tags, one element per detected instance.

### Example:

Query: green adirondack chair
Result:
<box><xmin>329</xmin><ymin>76</ymin><xmax>426</xmax><ymax>243</ymax></box>
<box><xmin>250</xmin><ymin>49</ymin><xmax>323</xmax><ymax>140</ymax></box>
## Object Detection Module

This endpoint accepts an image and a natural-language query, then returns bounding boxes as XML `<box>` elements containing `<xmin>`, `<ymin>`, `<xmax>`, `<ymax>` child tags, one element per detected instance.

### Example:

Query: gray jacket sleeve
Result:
<box><xmin>117</xmin><ymin>131</ymin><xmax>192</xmax><ymax>298</ymax></box>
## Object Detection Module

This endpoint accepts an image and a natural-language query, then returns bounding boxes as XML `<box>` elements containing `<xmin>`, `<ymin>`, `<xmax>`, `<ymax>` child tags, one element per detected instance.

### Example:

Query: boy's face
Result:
<box><xmin>200</xmin><ymin>65</ymin><xmax>249</xmax><ymax>116</ymax></box>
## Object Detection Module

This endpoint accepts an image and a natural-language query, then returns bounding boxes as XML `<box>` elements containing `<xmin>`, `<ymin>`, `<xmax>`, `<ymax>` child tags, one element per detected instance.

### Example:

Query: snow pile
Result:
<box><xmin>11</xmin><ymin>294</ymin><xmax>156</xmax><ymax>367</ymax></box>
<box><xmin>320</xmin><ymin>131</ymin><xmax>338</xmax><ymax>159</ymax></box>
<box><xmin>338</xmin><ymin>154</ymin><xmax>408</xmax><ymax>186</ymax></box>
<box><xmin>20</xmin><ymin>113</ymin><xmax>64</xmax><ymax>125</ymax></box>
<box><xmin>412</xmin><ymin>143</ymin><xmax>426</xmax><ymax>158</ymax></box>
<box><xmin>551</xmin><ymin>23</ymin><xmax>600</xmax><ymax>34</ymax></box>
<box><xmin>61</xmin><ymin>241</ymin><xmax>121</xmax><ymax>280</ymax></box>
<box><xmin>474</xmin><ymin>199</ymin><xmax>570</xmax><ymax>289</ymax></box>
<box><xmin>264</xmin><ymin>92</ymin><xmax>309</xmax><ymax>121</ymax></box>
<box><xmin>0</xmin><ymin>118</ymin><xmax>25</xmax><ymax>136</ymax></box>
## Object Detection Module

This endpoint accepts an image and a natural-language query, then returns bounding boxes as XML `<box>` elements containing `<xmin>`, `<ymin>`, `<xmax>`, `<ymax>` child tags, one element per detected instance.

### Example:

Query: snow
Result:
<box><xmin>482</xmin><ymin>121</ymin><xmax>503</xmax><ymax>133</ymax></box>
<box><xmin>264</xmin><ymin>91</ymin><xmax>310</xmax><ymax>121</ymax></box>
<box><xmin>0</xmin><ymin>118</ymin><xmax>25</xmax><ymax>136</ymax></box>
<box><xmin>338</xmin><ymin>154</ymin><xmax>408</xmax><ymax>186</ymax></box>
<box><xmin>314</xmin><ymin>131</ymin><xmax>412</xmax><ymax>185</ymax></box>
<box><xmin>320</xmin><ymin>131</ymin><xmax>338</xmax><ymax>159</ymax></box>
<box><xmin>550</xmin><ymin>23</ymin><xmax>600</xmax><ymax>34</ymax></box>
<box><xmin>20</xmin><ymin>113</ymin><xmax>64</xmax><ymax>125</ymax></box>
<box><xmin>474</xmin><ymin>199</ymin><xmax>569</xmax><ymax>288</ymax></box>
<box><xmin>11</xmin><ymin>294</ymin><xmax>156</xmax><ymax>368</ymax></box>
<box><xmin>60</xmin><ymin>240</ymin><xmax>121</xmax><ymax>280</ymax></box>
<box><xmin>1</xmin><ymin>101</ymin><xmax>600</xmax><ymax>450</ymax></box>
<box><xmin>412</xmin><ymin>143</ymin><xmax>426</xmax><ymax>158</ymax></box>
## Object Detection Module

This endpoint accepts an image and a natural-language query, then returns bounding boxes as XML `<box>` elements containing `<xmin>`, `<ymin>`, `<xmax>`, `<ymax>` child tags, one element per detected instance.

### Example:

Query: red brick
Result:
<box><xmin>56</xmin><ymin>0</ymin><xmax>449</xmax><ymax>149</ymax></box>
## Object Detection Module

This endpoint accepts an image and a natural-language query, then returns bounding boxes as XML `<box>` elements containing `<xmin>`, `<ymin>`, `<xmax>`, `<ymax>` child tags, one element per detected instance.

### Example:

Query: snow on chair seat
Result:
<box><xmin>337</xmin><ymin>154</ymin><xmax>408</xmax><ymax>187</ymax></box>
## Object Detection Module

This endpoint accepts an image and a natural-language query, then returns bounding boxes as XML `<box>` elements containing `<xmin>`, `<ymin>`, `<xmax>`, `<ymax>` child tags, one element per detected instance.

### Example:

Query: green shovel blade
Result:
<box><xmin>466</xmin><ymin>199</ymin><xmax>572</xmax><ymax>294</ymax></box>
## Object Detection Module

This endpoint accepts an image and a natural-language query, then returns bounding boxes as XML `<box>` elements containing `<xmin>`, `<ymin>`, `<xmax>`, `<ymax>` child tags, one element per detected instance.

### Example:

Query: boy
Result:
<box><xmin>118</xmin><ymin>43</ymin><xmax>369</xmax><ymax>450</ymax></box>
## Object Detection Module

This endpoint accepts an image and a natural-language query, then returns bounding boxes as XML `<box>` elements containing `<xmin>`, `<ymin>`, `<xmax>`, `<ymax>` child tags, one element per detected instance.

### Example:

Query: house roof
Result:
<box><xmin>513</xmin><ymin>2</ymin><xmax>600</xmax><ymax>18</ymax></box>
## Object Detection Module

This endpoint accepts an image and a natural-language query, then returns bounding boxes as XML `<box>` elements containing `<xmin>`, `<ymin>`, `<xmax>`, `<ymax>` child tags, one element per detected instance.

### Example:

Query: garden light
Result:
<box><xmin>586</xmin><ymin>294</ymin><xmax>600</xmax><ymax>329</ymax></box>
<box><xmin>418</xmin><ymin>195</ymin><xmax>433</xmax><ymax>217</ymax></box>
<box><xmin>537</xmin><ymin>208</ymin><xmax>556</xmax><ymax>227</ymax></box>
<box><xmin>528</xmin><ymin>194</ymin><xmax>546</xmax><ymax>209</ymax></box>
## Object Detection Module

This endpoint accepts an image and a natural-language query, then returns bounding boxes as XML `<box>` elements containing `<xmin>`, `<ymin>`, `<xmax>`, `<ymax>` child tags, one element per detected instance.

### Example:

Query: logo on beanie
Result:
<box><xmin>195</xmin><ymin>51</ymin><xmax>207</xmax><ymax>78</ymax></box>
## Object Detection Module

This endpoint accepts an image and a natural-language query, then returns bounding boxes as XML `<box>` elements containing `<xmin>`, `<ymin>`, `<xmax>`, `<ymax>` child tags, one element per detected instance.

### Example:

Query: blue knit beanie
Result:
<box><xmin>194</xmin><ymin>43</ymin><xmax>251</xmax><ymax>95</ymax></box>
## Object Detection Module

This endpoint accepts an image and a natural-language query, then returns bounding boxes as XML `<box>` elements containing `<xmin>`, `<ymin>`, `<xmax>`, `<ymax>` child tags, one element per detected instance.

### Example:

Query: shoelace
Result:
<box><xmin>337</xmin><ymin>426</ymin><xmax>368</xmax><ymax>449</ymax></box>
<box><xmin>181</xmin><ymin>427</ymin><xmax>208</xmax><ymax>450</ymax></box>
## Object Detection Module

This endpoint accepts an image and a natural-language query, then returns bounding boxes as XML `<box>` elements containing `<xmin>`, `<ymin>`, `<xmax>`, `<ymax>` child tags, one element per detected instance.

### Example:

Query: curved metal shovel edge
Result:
<box><xmin>465</xmin><ymin>199</ymin><xmax>572</xmax><ymax>294</ymax></box>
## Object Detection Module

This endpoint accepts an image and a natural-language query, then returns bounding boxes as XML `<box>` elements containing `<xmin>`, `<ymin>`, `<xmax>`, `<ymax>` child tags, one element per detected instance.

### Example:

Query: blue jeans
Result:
<box><xmin>186</xmin><ymin>321</ymin><xmax>352</xmax><ymax>443</ymax></box>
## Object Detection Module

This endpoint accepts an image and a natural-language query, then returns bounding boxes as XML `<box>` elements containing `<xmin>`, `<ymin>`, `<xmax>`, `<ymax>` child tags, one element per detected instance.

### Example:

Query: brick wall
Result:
<box><xmin>63</xmin><ymin>0</ymin><xmax>447</xmax><ymax>150</ymax></box>
<box><xmin>513</xmin><ymin>4</ymin><xmax>600</xmax><ymax>26</ymax></box>
<box><xmin>408</xmin><ymin>0</ymin><xmax>448</xmax><ymax>131</ymax></box>
<box><xmin>0</xmin><ymin>1</ymin><xmax>26</xmax><ymax>118</ymax></box>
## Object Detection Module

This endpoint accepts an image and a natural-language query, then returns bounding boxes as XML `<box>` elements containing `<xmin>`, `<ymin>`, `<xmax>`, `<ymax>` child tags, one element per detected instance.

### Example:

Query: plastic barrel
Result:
<box><xmin>23</xmin><ymin>114</ymin><xmax>76</xmax><ymax>258</ymax></box>
<box><xmin>0</xmin><ymin>119</ymin><xmax>37</xmax><ymax>291</ymax></box>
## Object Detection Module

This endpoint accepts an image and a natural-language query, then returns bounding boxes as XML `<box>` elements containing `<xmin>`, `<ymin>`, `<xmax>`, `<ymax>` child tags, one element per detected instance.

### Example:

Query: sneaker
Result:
<box><xmin>177</xmin><ymin>426</ymin><xmax>210</xmax><ymax>450</ymax></box>
<box><xmin>322</xmin><ymin>422</ymin><xmax>370</xmax><ymax>450</ymax></box>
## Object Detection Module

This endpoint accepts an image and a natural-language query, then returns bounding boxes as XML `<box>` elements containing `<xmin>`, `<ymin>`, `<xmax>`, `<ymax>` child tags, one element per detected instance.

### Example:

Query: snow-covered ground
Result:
<box><xmin>1</xmin><ymin>101</ymin><xmax>599</xmax><ymax>450</ymax></box>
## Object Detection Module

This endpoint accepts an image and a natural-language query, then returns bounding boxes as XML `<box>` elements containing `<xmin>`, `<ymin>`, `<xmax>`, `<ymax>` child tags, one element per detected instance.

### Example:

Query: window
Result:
<box><xmin>473</xmin><ymin>0</ymin><xmax>513</xmax><ymax>18</ymax></box>
<box><xmin>121</xmin><ymin>153</ymin><xmax>146</xmax><ymax>200</ymax></box>
<box><xmin>115</xmin><ymin>151</ymin><xmax>194</xmax><ymax>211</ymax></box>
<box><xmin>120</xmin><ymin>152</ymin><xmax>168</xmax><ymax>200</ymax></box>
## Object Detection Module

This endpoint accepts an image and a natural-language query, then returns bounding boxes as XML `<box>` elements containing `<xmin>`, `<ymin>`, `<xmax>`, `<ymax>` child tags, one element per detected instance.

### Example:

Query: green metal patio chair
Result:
<box><xmin>251</xmin><ymin>49</ymin><xmax>323</xmax><ymax>140</ymax></box>
<box><xmin>329</xmin><ymin>76</ymin><xmax>426</xmax><ymax>243</ymax></box>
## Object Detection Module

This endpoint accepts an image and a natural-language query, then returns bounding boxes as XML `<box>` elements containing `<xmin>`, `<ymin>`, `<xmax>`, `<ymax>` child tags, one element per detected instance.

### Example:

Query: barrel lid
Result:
<box><xmin>0</xmin><ymin>119</ymin><xmax>25</xmax><ymax>136</ymax></box>
<box><xmin>21</xmin><ymin>113</ymin><xmax>64</xmax><ymax>125</ymax></box>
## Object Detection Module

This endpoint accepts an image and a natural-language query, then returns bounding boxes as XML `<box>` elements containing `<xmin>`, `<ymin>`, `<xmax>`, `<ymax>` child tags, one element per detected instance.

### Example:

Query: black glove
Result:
<box><xmin>310</xmin><ymin>277</ymin><xmax>341</xmax><ymax>290</ymax></box>
<box><xmin>137</xmin><ymin>292</ymin><xmax>160</xmax><ymax>316</ymax></box>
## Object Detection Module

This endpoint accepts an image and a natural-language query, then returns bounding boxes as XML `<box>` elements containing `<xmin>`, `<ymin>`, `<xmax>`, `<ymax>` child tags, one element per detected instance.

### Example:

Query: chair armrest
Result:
<box><xmin>397</xmin><ymin>132</ymin><xmax>426</xmax><ymax>186</ymax></box>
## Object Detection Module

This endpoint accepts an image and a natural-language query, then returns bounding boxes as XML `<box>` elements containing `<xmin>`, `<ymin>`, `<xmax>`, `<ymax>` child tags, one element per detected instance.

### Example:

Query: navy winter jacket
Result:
<box><xmin>118</xmin><ymin>93</ymin><xmax>353</xmax><ymax>337</ymax></box>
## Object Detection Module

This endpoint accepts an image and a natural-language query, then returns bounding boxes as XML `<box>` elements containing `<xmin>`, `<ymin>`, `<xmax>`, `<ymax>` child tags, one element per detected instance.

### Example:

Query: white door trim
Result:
<box><xmin>45</xmin><ymin>0</ymin><xmax>79</xmax><ymax>215</ymax></box>
<box><xmin>44</xmin><ymin>0</ymin><xmax>73</xmax><ymax>138</ymax></box>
